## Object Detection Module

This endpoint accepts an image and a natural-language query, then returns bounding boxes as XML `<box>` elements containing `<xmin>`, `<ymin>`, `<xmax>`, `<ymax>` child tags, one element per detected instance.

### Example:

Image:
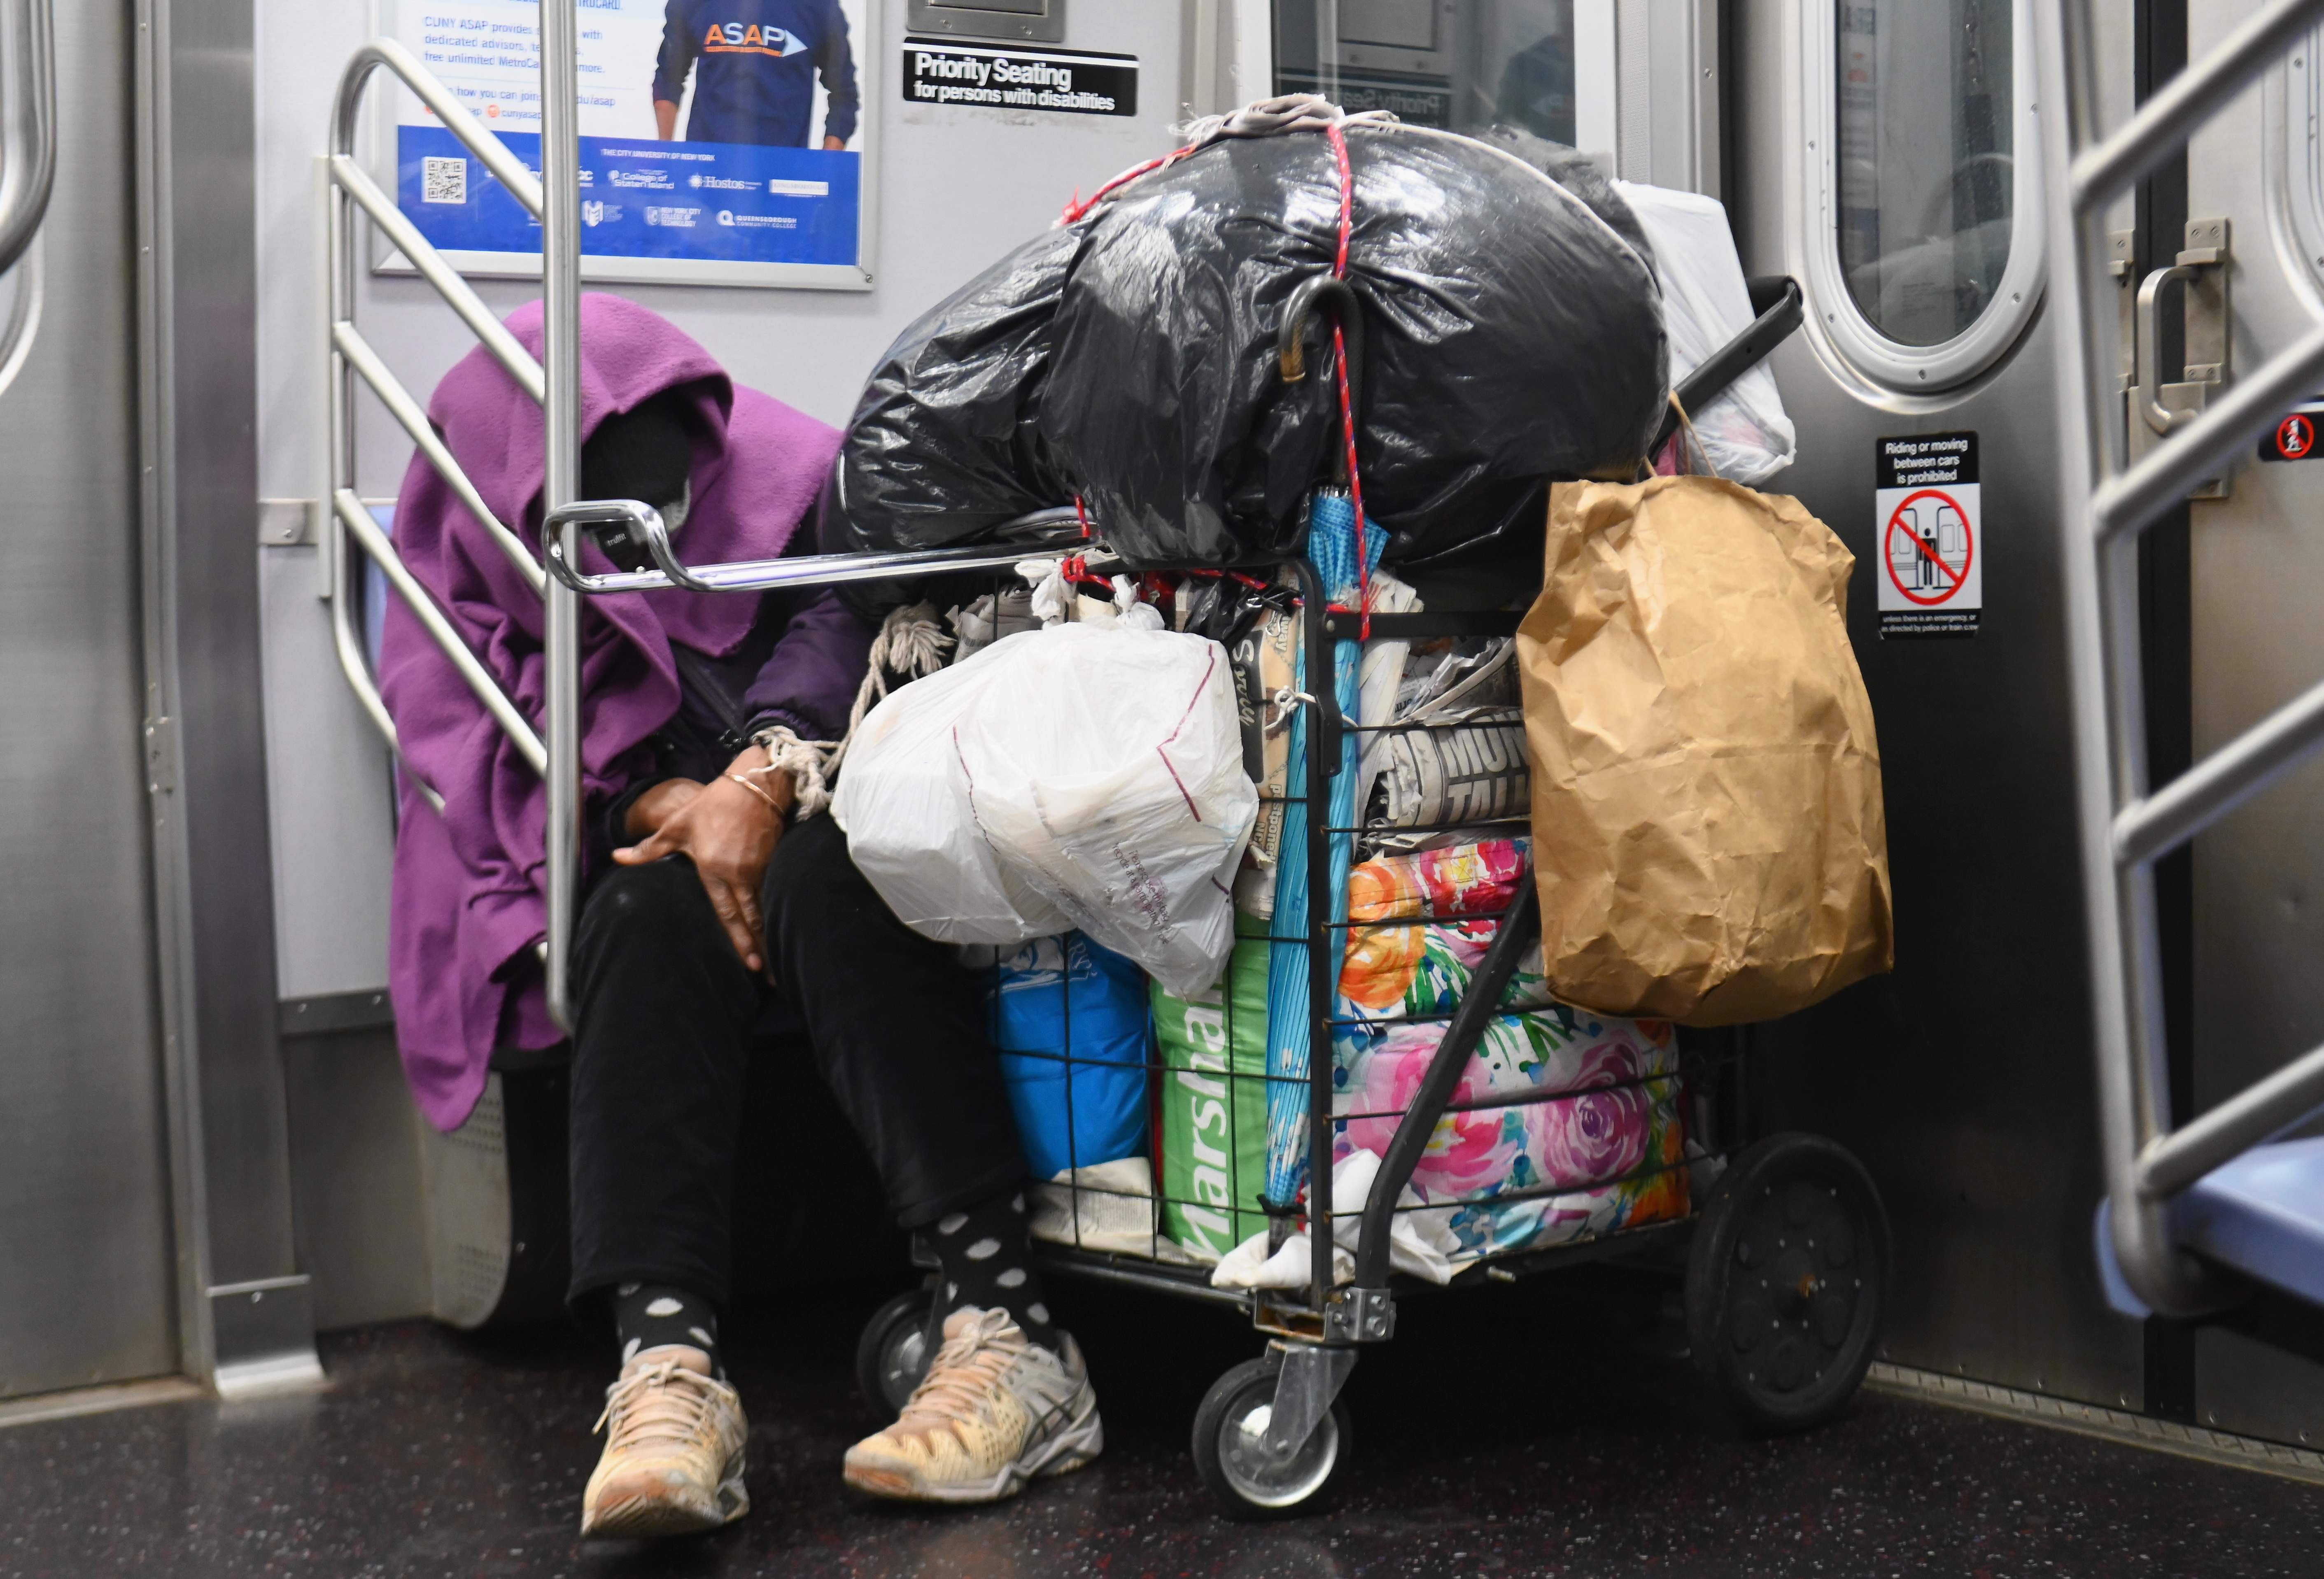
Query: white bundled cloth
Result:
<box><xmin>1613</xmin><ymin>179</ymin><xmax>1797</xmax><ymax>485</ymax></box>
<box><xmin>1027</xmin><ymin>1157</ymin><xmax>1206</xmax><ymax>1264</ymax></box>
<box><xmin>1210</xmin><ymin>1149</ymin><xmax>1466</xmax><ymax>1289</ymax></box>
<box><xmin>831</xmin><ymin>622</ymin><xmax>1258</xmax><ymax>997</ymax></box>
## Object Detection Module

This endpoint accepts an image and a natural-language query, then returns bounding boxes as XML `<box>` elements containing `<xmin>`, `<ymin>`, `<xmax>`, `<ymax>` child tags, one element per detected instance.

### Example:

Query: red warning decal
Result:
<box><xmin>1882</xmin><ymin>487</ymin><xmax>1974</xmax><ymax>608</ymax></box>
<box><xmin>2260</xmin><ymin>404</ymin><xmax>2324</xmax><ymax>462</ymax></box>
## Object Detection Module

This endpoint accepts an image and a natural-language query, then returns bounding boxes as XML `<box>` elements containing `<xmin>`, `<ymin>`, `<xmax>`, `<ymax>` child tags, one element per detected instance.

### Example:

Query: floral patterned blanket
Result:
<box><xmin>1331</xmin><ymin>839</ymin><xmax>1690</xmax><ymax>1262</ymax></box>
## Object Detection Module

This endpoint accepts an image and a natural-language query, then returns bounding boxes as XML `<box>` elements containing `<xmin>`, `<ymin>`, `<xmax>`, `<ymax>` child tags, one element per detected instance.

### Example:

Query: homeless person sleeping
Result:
<box><xmin>381</xmin><ymin>294</ymin><xmax>1098</xmax><ymax>1540</ymax></box>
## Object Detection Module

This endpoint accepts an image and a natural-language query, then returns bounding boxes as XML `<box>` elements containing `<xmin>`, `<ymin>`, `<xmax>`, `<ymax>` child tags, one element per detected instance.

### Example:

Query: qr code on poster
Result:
<box><xmin>422</xmin><ymin>156</ymin><xmax>468</xmax><ymax>205</ymax></box>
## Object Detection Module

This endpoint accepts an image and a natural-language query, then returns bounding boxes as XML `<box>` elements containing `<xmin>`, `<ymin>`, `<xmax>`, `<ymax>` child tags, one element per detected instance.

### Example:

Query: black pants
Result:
<box><xmin>566</xmin><ymin>814</ymin><xmax>1027</xmax><ymax>1315</ymax></box>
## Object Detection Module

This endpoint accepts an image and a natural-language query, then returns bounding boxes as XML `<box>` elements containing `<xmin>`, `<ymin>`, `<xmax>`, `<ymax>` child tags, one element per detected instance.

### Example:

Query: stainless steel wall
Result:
<box><xmin>0</xmin><ymin>0</ymin><xmax>176</xmax><ymax>1397</ymax></box>
<box><xmin>1728</xmin><ymin>0</ymin><xmax>2145</xmax><ymax>1409</ymax></box>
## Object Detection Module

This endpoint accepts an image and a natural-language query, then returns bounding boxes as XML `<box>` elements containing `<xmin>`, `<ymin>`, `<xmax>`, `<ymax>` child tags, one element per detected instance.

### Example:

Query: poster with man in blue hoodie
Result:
<box><xmin>391</xmin><ymin>0</ymin><xmax>872</xmax><ymax>287</ymax></box>
<box><xmin>653</xmin><ymin>0</ymin><xmax>860</xmax><ymax>149</ymax></box>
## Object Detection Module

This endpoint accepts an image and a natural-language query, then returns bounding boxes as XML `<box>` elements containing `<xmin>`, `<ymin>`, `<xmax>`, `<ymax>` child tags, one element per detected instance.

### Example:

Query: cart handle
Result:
<box><xmin>1648</xmin><ymin>275</ymin><xmax>1805</xmax><ymax>459</ymax></box>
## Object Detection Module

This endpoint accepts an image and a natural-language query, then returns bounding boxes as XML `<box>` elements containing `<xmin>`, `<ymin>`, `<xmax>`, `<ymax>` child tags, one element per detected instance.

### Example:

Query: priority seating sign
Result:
<box><xmin>1876</xmin><ymin>431</ymin><xmax>1980</xmax><ymax>638</ymax></box>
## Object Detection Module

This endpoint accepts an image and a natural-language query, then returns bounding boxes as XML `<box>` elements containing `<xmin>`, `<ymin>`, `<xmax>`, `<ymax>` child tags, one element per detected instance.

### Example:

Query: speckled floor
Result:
<box><xmin>4</xmin><ymin>1269</ymin><xmax>2322</xmax><ymax>1578</ymax></box>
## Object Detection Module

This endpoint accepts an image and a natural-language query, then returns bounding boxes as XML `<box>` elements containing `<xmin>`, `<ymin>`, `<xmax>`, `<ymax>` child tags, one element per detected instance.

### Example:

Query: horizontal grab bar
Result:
<box><xmin>2092</xmin><ymin>318</ymin><xmax>2324</xmax><ymax>544</ymax></box>
<box><xmin>2139</xmin><ymin>1039</ymin><xmax>2324</xmax><ymax>1200</ymax></box>
<box><xmin>327</xmin><ymin>155</ymin><xmax>545</xmax><ymax>405</ymax></box>
<box><xmin>332</xmin><ymin>39</ymin><xmax>543</xmax><ymax>217</ymax></box>
<box><xmin>333</xmin><ymin>320</ymin><xmax>543</xmax><ymax>593</ymax></box>
<box><xmin>325</xmin><ymin>510</ymin><xmax>445</xmax><ymax>816</ymax></box>
<box><xmin>336</xmin><ymin>490</ymin><xmax>547</xmax><ymax>777</ymax></box>
<box><xmin>541</xmin><ymin>503</ymin><xmax>1092</xmax><ymax>597</ymax></box>
<box><xmin>2071</xmin><ymin>0</ymin><xmax>2324</xmax><ymax>214</ymax></box>
<box><xmin>2114</xmin><ymin>667</ymin><xmax>2324</xmax><ymax>866</ymax></box>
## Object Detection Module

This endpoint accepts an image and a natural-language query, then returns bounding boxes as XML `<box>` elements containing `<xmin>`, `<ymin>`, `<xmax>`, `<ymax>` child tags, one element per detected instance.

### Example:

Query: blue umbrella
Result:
<box><xmin>1262</xmin><ymin>490</ymin><xmax>1380</xmax><ymax>1210</ymax></box>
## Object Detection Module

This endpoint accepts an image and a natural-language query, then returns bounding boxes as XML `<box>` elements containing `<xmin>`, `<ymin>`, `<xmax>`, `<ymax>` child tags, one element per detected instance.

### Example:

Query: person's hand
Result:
<box><xmin>822</xmin><ymin>135</ymin><xmax>846</xmax><ymax>151</ymax></box>
<box><xmin>613</xmin><ymin>747</ymin><xmax>793</xmax><ymax>971</ymax></box>
<box><xmin>624</xmin><ymin>778</ymin><xmax>704</xmax><ymax>841</ymax></box>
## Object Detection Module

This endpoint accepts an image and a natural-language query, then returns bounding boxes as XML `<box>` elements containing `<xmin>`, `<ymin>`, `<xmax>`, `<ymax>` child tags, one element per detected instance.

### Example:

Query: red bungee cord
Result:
<box><xmin>1325</xmin><ymin>121</ymin><xmax>1372</xmax><ymax>640</ymax></box>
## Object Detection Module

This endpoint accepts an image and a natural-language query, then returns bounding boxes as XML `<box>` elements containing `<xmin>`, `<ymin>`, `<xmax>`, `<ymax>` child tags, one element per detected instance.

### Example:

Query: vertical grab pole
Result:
<box><xmin>540</xmin><ymin>0</ymin><xmax>584</xmax><ymax>1031</ymax></box>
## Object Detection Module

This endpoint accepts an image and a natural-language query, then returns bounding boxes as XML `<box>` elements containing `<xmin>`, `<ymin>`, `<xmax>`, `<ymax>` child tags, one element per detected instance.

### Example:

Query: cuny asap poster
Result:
<box><xmin>388</xmin><ymin>0</ymin><xmax>875</xmax><ymax>288</ymax></box>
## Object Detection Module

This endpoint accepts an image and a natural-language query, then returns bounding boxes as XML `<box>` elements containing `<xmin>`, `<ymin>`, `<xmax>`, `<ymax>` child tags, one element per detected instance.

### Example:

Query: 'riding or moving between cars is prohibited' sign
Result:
<box><xmin>1876</xmin><ymin>431</ymin><xmax>1980</xmax><ymax>638</ymax></box>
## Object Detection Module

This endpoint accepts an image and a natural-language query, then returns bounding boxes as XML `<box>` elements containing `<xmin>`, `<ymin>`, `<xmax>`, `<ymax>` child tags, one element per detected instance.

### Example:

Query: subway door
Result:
<box><xmin>2155</xmin><ymin>4</ymin><xmax>2324</xmax><ymax>1447</ymax></box>
<box><xmin>1729</xmin><ymin>0</ymin><xmax>2147</xmax><ymax>1407</ymax></box>
<box><xmin>0</xmin><ymin>2</ymin><xmax>178</xmax><ymax>1393</ymax></box>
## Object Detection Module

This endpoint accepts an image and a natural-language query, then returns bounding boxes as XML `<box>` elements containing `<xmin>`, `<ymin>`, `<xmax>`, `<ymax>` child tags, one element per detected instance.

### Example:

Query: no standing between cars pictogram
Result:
<box><xmin>1883</xmin><ymin>487</ymin><xmax>1974</xmax><ymax>607</ymax></box>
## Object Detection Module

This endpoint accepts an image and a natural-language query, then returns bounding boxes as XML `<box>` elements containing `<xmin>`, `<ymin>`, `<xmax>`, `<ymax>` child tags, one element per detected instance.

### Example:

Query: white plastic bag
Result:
<box><xmin>1614</xmin><ymin>179</ymin><xmax>1797</xmax><ymax>486</ymax></box>
<box><xmin>833</xmin><ymin>624</ymin><xmax>1258</xmax><ymax>995</ymax></box>
<box><xmin>827</xmin><ymin>652</ymin><xmax>1070</xmax><ymax>945</ymax></box>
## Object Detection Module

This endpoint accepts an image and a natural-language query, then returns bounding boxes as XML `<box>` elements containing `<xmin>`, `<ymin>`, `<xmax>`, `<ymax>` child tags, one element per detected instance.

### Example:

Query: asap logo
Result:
<box><xmin>702</xmin><ymin>22</ymin><xmax>808</xmax><ymax>56</ymax></box>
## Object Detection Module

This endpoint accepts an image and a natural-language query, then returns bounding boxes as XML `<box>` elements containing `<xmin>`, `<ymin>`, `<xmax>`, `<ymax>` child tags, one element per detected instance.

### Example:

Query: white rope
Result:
<box><xmin>1177</xmin><ymin>93</ymin><xmax>1400</xmax><ymax>148</ymax></box>
<box><xmin>753</xmin><ymin>601</ymin><xmax>953</xmax><ymax>820</ymax></box>
<box><xmin>1064</xmin><ymin>95</ymin><xmax>1402</xmax><ymax>231</ymax></box>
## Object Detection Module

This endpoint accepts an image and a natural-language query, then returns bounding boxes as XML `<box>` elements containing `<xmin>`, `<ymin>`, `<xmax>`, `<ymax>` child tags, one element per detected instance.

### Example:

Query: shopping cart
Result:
<box><xmin>543</xmin><ymin>271</ymin><xmax>1888</xmax><ymax>1521</ymax></box>
<box><xmin>838</xmin><ymin>570</ymin><xmax>1889</xmax><ymax>1520</ymax></box>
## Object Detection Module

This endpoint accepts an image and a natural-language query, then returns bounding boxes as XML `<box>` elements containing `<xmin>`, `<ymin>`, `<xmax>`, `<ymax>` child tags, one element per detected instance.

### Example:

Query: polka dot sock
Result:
<box><xmin>930</xmin><ymin>1191</ymin><xmax>1058</xmax><ymax>1353</ymax></box>
<box><xmin>611</xmin><ymin>1282</ymin><xmax>723</xmax><ymax>1378</ymax></box>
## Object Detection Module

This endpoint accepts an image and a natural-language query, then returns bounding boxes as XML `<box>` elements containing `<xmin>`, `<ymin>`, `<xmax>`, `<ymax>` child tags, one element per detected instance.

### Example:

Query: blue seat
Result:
<box><xmin>2096</xmin><ymin>1136</ymin><xmax>2324</xmax><ymax>1318</ymax></box>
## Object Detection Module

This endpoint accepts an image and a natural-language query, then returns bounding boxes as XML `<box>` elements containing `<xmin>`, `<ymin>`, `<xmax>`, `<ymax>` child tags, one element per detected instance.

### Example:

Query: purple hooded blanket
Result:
<box><xmin>382</xmin><ymin>294</ymin><xmax>843</xmax><ymax>1130</ymax></box>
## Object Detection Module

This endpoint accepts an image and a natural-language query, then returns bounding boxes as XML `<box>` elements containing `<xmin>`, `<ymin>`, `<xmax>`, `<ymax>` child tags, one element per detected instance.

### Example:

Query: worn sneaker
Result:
<box><xmin>579</xmin><ymin>1346</ymin><xmax>749</xmax><ymax>1539</ymax></box>
<box><xmin>842</xmin><ymin>1307</ymin><xmax>1103</xmax><ymax>1503</ymax></box>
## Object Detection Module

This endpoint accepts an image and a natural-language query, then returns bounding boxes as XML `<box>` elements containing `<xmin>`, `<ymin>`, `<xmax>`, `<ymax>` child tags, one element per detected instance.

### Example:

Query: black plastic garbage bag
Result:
<box><xmin>1474</xmin><ymin>125</ymin><xmax>1656</xmax><ymax>278</ymax></box>
<box><xmin>836</xmin><ymin>124</ymin><xmax>1667</xmax><ymax>569</ymax></box>
<box><xmin>833</xmin><ymin>222</ymin><xmax>1077</xmax><ymax>555</ymax></box>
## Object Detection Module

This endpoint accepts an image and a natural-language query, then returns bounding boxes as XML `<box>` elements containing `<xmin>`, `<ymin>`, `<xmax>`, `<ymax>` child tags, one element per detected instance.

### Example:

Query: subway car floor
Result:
<box><xmin>6</xmin><ymin>1269</ymin><xmax>2323</xmax><ymax>1578</ymax></box>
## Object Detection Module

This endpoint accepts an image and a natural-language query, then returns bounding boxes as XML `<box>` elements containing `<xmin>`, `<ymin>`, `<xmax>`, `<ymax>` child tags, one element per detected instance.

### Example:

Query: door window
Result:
<box><xmin>1837</xmin><ymin>0</ymin><xmax>2014</xmax><ymax>346</ymax></box>
<box><xmin>2276</xmin><ymin>37</ymin><xmax>2324</xmax><ymax>306</ymax></box>
<box><xmin>1273</xmin><ymin>1</ymin><xmax>1574</xmax><ymax>143</ymax></box>
<box><xmin>1806</xmin><ymin>0</ymin><xmax>2044</xmax><ymax>389</ymax></box>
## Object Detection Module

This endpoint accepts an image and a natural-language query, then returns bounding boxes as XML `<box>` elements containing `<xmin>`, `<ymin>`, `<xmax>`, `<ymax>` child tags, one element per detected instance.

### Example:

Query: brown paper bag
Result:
<box><xmin>1517</xmin><ymin>476</ymin><xmax>1893</xmax><ymax>1025</ymax></box>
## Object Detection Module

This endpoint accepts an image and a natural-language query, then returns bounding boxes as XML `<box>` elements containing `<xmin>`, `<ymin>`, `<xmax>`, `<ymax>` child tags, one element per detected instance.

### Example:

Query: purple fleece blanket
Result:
<box><xmin>381</xmin><ymin>293</ymin><xmax>841</xmax><ymax>1130</ymax></box>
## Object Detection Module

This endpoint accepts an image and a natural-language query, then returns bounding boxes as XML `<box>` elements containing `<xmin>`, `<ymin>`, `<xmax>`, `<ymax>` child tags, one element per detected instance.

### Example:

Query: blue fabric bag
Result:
<box><xmin>988</xmin><ymin>932</ymin><xmax>1151</xmax><ymax>1179</ymax></box>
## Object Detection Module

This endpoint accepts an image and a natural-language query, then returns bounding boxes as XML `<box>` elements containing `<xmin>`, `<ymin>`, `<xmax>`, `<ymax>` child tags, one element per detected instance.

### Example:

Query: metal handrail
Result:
<box><xmin>0</xmin><ymin>0</ymin><xmax>55</xmax><ymax>277</ymax></box>
<box><xmin>317</xmin><ymin>23</ymin><xmax>1096</xmax><ymax>1038</ymax></box>
<box><xmin>338</xmin><ymin>490</ymin><xmax>547</xmax><ymax>776</ymax></box>
<box><xmin>2040</xmin><ymin>0</ymin><xmax>2324</xmax><ymax>1317</ymax></box>
<box><xmin>540</xmin><ymin>501</ymin><xmax>1088</xmax><ymax>596</ymax></box>
<box><xmin>319</xmin><ymin>36</ymin><xmax>569</xmax><ymax>976</ymax></box>
<box><xmin>539</xmin><ymin>3</ymin><xmax>585</xmax><ymax>1031</ymax></box>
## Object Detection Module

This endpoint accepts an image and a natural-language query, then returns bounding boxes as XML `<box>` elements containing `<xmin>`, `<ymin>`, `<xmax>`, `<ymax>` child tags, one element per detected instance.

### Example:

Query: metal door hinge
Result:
<box><xmin>144</xmin><ymin>714</ymin><xmax>177</xmax><ymax>795</ymax></box>
<box><xmin>2132</xmin><ymin>217</ymin><xmax>2233</xmax><ymax>499</ymax></box>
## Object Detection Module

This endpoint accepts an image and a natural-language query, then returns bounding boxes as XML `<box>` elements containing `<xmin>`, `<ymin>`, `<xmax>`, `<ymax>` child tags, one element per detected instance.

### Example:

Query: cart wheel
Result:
<box><xmin>1190</xmin><ymin>1355</ymin><xmax>1354</xmax><ymax>1520</ymax></box>
<box><xmin>1685</xmin><ymin>1131</ymin><xmax>1889</xmax><ymax>1435</ymax></box>
<box><xmin>855</xmin><ymin>1285</ymin><xmax>938</xmax><ymax>1418</ymax></box>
